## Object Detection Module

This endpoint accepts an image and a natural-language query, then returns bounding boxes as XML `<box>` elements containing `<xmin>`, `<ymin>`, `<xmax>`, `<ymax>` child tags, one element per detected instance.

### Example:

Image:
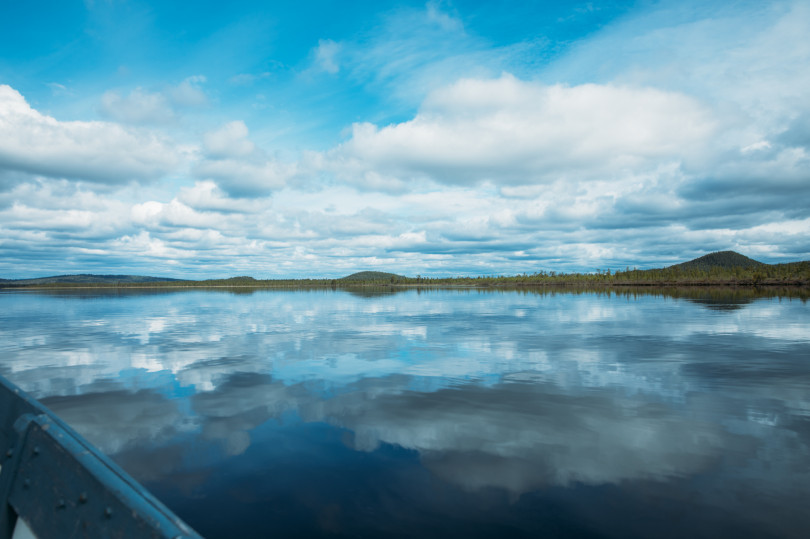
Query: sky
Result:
<box><xmin>1</xmin><ymin>0</ymin><xmax>809</xmax><ymax>279</ymax></box>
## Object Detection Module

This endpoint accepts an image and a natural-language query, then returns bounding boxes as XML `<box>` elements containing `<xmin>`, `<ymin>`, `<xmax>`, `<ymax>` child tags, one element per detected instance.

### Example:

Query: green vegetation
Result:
<box><xmin>0</xmin><ymin>274</ymin><xmax>185</xmax><ymax>285</ymax></box>
<box><xmin>340</xmin><ymin>271</ymin><xmax>405</xmax><ymax>282</ymax></box>
<box><xmin>402</xmin><ymin>260</ymin><xmax>809</xmax><ymax>287</ymax></box>
<box><xmin>2</xmin><ymin>251</ymin><xmax>808</xmax><ymax>290</ymax></box>
<box><xmin>670</xmin><ymin>251</ymin><xmax>764</xmax><ymax>272</ymax></box>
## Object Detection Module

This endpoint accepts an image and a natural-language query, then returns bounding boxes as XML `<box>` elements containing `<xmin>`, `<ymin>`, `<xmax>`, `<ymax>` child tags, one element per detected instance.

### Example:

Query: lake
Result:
<box><xmin>1</xmin><ymin>287</ymin><xmax>809</xmax><ymax>538</ymax></box>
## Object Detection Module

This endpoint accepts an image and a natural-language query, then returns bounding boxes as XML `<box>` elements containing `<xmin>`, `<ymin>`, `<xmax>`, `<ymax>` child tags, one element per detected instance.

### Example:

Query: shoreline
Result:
<box><xmin>2</xmin><ymin>281</ymin><xmax>808</xmax><ymax>290</ymax></box>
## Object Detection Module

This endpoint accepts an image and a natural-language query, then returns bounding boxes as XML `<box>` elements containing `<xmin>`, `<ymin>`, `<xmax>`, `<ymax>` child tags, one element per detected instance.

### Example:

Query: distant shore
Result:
<box><xmin>2</xmin><ymin>251</ymin><xmax>809</xmax><ymax>290</ymax></box>
<box><xmin>2</xmin><ymin>277</ymin><xmax>808</xmax><ymax>290</ymax></box>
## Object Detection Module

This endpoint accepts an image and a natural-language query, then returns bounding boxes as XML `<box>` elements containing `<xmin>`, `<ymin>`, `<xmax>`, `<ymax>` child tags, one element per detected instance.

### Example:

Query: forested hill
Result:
<box><xmin>669</xmin><ymin>251</ymin><xmax>765</xmax><ymax>271</ymax></box>
<box><xmin>2</xmin><ymin>252</ymin><xmax>808</xmax><ymax>289</ymax></box>
<box><xmin>0</xmin><ymin>274</ymin><xmax>185</xmax><ymax>285</ymax></box>
<box><xmin>340</xmin><ymin>271</ymin><xmax>405</xmax><ymax>282</ymax></box>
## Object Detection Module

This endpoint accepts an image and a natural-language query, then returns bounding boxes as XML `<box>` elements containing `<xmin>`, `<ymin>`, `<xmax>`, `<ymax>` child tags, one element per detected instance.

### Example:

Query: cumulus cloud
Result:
<box><xmin>195</xmin><ymin>120</ymin><xmax>297</xmax><ymax>197</ymax></box>
<box><xmin>0</xmin><ymin>85</ymin><xmax>179</xmax><ymax>184</ymax></box>
<box><xmin>130</xmin><ymin>185</ymin><xmax>266</xmax><ymax>236</ymax></box>
<box><xmin>131</xmin><ymin>199</ymin><xmax>216</xmax><ymax>230</ymax></box>
<box><xmin>2</xmin><ymin>1</ymin><xmax>808</xmax><ymax>277</ymax></box>
<box><xmin>176</xmin><ymin>181</ymin><xmax>264</xmax><ymax>213</ymax></box>
<box><xmin>168</xmin><ymin>75</ymin><xmax>208</xmax><ymax>107</ymax></box>
<box><xmin>194</xmin><ymin>158</ymin><xmax>296</xmax><ymax>197</ymax></box>
<box><xmin>99</xmin><ymin>87</ymin><xmax>176</xmax><ymax>124</ymax></box>
<box><xmin>308</xmin><ymin>63</ymin><xmax>807</xmax><ymax>269</ymax></box>
<box><xmin>203</xmin><ymin>121</ymin><xmax>255</xmax><ymax>158</ymax></box>
<box><xmin>99</xmin><ymin>76</ymin><xmax>210</xmax><ymax>125</ymax></box>
<box><xmin>329</xmin><ymin>75</ymin><xmax>716</xmax><ymax>188</ymax></box>
<box><xmin>563</xmin><ymin>2</ymin><xmax>809</xmax><ymax>114</ymax></box>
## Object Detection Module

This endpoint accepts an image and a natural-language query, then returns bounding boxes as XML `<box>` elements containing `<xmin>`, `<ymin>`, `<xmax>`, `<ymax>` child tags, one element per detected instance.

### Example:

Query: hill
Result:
<box><xmin>340</xmin><ymin>271</ymin><xmax>405</xmax><ymax>282</ymax></box>
<box><xmin>199</xmin><ymin>276</ymin><xmax>259</xmax><ymax>285</ymax></box>
<box><xmin>669</xmin><ymin>251</ymin><xmax>765</xmax><ymax>272</ymax></box>
<box><xmin>0</xmin><ymin>274</ymin><xmax>185</xmax><ymax>285</ymax></box>
<box><xmin>2</xmin><ymin>251</ymin><xmax>807</xmax><ymax>290</ymax></box>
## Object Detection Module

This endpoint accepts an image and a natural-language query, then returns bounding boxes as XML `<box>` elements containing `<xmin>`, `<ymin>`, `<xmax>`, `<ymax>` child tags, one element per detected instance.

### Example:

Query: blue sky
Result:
<box><xmin>1</xmin><ymin>0</ymin><xmax>808</xmax><ymax>278</ymax></box>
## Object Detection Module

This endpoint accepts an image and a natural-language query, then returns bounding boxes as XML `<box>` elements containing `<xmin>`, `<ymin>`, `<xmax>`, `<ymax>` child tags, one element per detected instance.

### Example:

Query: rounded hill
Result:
<box><xmin>670</xmin><ymin>251</ymin><xmax>765</xmax><ymax>271</ymax></box>
<box><xmin>340</xmin><ymin>271</ymin><xmax>405</xmax><ymax>282</ymax></box>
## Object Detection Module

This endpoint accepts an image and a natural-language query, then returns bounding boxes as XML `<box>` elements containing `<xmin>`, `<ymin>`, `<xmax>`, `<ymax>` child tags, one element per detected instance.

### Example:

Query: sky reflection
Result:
<box><xmin>1</xmin><ymin>288</ymin><xmax>809</xmax><ymax>537</ymax></box>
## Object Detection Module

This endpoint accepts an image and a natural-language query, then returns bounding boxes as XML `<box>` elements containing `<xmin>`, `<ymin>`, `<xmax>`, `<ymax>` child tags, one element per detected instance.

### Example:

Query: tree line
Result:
<box><xmin>5</xmin><ymin>260</ymin><xmax>807</xmax><ymax>289</ymax></box>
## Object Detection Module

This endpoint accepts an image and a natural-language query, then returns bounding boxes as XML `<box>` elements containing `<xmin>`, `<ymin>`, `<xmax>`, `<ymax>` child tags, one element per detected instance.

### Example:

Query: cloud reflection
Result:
<box><xmin>41</xmin><ymin>388</ymin><xmax>192</xmax><ymax>455</ymax></box>
<box><xmin>2</xmin><ymin>288</ymin><xmax>809</xmax><ymax>536</ymax></box>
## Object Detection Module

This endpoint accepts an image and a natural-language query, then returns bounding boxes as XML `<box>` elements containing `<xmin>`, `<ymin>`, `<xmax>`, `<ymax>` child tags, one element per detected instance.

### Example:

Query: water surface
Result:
<box><xmin>1</xmin><ymin>287</ymin><xmax>809</xmax><ymax>538</ymax></box>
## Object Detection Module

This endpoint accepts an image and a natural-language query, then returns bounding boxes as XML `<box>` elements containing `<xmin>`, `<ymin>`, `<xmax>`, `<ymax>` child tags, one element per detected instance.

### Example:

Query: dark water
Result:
<box><xmin>1</xmin><ymin>287</ymin><xmax>809</xmax><ymax>538</ymax></box>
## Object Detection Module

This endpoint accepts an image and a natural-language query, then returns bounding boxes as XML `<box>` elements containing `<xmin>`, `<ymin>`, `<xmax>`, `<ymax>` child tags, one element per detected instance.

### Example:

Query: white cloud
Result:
<box><xmin>313</xmin><ymin>39</ymin><xmax>341</xmax><ymax>74</ymax></box>
<box><xmin>2</xmin><ymin>2</ymin><xmax>809</xmax><ymax>277</ymax></box>
<box><xmin>131</xmin><ymin>199</ymin><xmax>225</xmax><ymax>230</ymax></box>
<box><xmin>203</xmin><ymin>121</ymin><xmax>255</xmax><ymax>158</ymax></box>
<box><xmin>5</xmin><ymin>202</ymin><xmax>115</xmax><ymax>232</ymax></box>
<box><xmin>177</xmin><ymin>181</ymin><xmax>264</xmax><ymax>213</ymax></box>
<box><xmin>0</xmin><ymin>85</ymin><xmax>179</xmax><ymax>184</ymax></box>
<box><xmin>329</xmin><ymin>74</ymin><xmax>717</xmax><ymax>188</ymax></box>
<box><xmin>47</xmin><ymin>82</ymin><xmax>73</xmax><ymax>97</ymax></box>
<box><xmin>547</xmin><ymin>1</ymin><xmax>810</xmax><ymax>131</ymax></box>
<box><xmin>99</xmin><ymin>75</ymin><xmax>210</xmax><ymax>125</ymax></box>
<box><xmin>115</xmin><ymin>230</ymin><xmax>196</xmax><ymax>260</ymax></box>
<box><xmin>168</xmin><ymin>75</ymin><xmax>208</xmax><ymax>107</ymax></box>
<box><xmin>196</xmin><ymin>120</ymin><xmax>298</xmax><ymax>196</ymax></box>
<box><xmin>194</xmin><ymin>158</ymin><xmax>296</xmax><ymax>197</ymax></box>
<box><xmin>426</xmin><ymin>1</ymin><xmax>463</xmax><ymax>32</ymax></box>
<box><xmin>100</xmin><ymin>87</ymin><xmax>176</xmax><ymax>124</ymax></box>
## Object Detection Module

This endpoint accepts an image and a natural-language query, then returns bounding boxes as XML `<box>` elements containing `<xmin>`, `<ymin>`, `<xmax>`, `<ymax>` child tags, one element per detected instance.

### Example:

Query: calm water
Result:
<box><xmin>1</xmin><ymin>287</ymin><xmax>809</xmax><ymax>538</ymax></box>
